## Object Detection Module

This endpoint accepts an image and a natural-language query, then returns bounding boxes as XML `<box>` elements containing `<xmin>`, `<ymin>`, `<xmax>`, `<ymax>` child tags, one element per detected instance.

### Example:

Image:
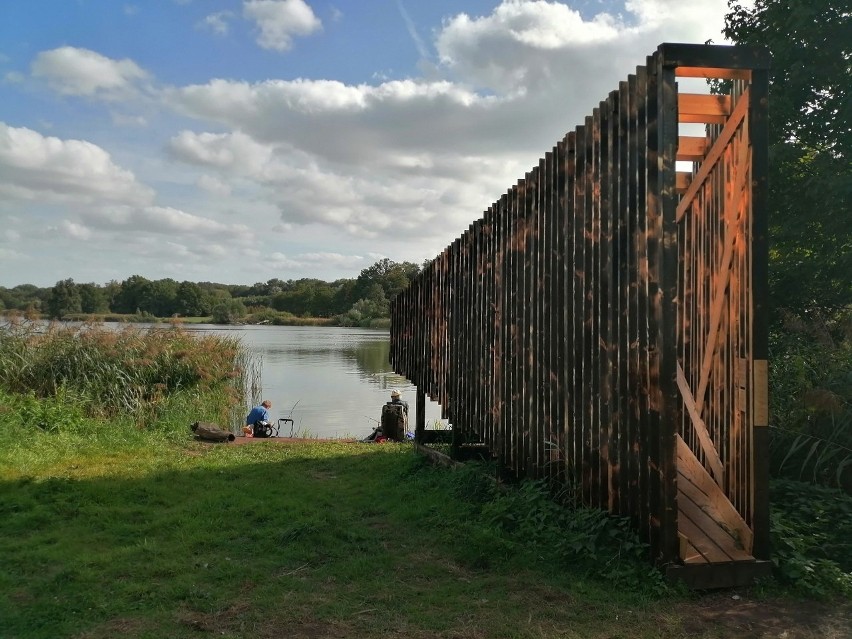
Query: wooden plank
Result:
<box><xmin>679</xmin><ymin>490</ymin><xmax>753</xmax><ymax>562</ymax></box>
<box><xmin>677</xmin><ymin>434</ymin><xmax>753</xmax><ymax>552</ymax></box>
<box><xmin>753</xmin><ymin>359</ymin><xmax>768</xmax><ymax>426</ymax></box>
<box><xmin>677</xmin><ymin>504</ymin><xmax>732</xmax><ymax>563</ymax></box>
<box><xmin>633</xmin><ymin>65</ymin><xmax>650</xmax><ymax>538</ymax></box>
<box><xmin>679</xmin><ymin>468</ymin><xmax>753</xmax><ymax>553</ymax></box>
<box><xmin>679</xmin><ymin>533</ymin><xmax>708</xmax><ymax>564</ymax></box>
<box><xmin>676</xmin><ymin>172</ymin><xmax>691</xmax><ymax>192</ymax></box>
<box><xmin>615</xmin><ymin>79</ymin><xmax>631</xmax><ymax>517</ymax></box>
<box><xmin>675</xmin><ymin>66</ymin><xmax>751</xmax><ymax>80</ymax></box>
<box><xmin>676</xmin><ymin>364</ymin><xmax>725</xmax><ymax>482</ymax></box>
<box><xmin>677</xmin><ymin>136</ymin><xmax>708</xmax><ymax>161</ymax></box>
<box><xmin>658</xmin><ymin>43</ymin><xmax>771</xmax><ymax>72</ymax></box>
<box><xmin>677</xmin><ymin>93</ymin><xmax>731</xmax><ymax>123</ymax></box>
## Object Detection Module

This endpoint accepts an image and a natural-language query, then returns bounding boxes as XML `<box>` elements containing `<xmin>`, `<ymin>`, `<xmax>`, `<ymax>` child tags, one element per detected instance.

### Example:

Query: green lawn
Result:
<box><xmin>2</xmin><ymin>436</ymin><xmax>850</xmax><ymax>639</ymax></box>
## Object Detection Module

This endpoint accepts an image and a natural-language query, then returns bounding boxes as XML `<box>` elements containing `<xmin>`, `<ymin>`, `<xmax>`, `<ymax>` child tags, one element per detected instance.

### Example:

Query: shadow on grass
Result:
<box><xmin>3</xmin><ymin>441</ymin><xmax>848</xmax><ymax>639</ymax></box>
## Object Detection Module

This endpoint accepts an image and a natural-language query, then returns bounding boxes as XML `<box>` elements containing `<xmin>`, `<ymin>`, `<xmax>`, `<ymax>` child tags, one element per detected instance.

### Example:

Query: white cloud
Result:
<box><xmin>197</xmin><ymin>174</ymin><xmax>233</xmax><ymax>197</ymax></box>
<box><xmin>31</xmin><ymin>46</ymin><xmax>150</xmax><ymax>99</ymax></box>
<box><xmin>162</xmin><ymin>0</ymin><xmax>730</xmax><ymax>262</ymax></box>
<box><xmin>199</xmin><ymin>11</ymin><xmax>234</xmax><ymax>35</ymax></box>
<box><xmin>3</xmin><ymin>71</ymin><xmax>24</xmax><ymax>84</ymax></box>
<box><xmin>168</xmin><ymin>130</ymin><xmax>273</xmax><ymax>172</ymax></box>
<box><xmin>243</xmin><ymin>0</ymin><xmax>322</xmax><ymax>51</ymax></box>
<box><xmin>61</xmin><ymin>220</ymin><xmax>93</xmax><ymax>240</ymax></box>
<box><xmin>435</xmin><ymin>0</ymin><xmax>728</xmax><ymax>94</ymax></box>
<box><xmin>82</xmin><ymin>205</ymin><xmax>254</xmax><ymax>244</ymax></box>
<box><xmin>0</xmin><ymin>122</ymin><xmax>154</xmax><ymax>205</ymax></box>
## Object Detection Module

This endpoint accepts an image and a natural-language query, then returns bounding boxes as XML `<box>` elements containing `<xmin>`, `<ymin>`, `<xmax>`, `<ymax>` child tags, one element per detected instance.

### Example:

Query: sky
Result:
<box><xmin>0</xmin><ymin>0</ymin><xmax>738</xmax><ymax>288</ymax></box>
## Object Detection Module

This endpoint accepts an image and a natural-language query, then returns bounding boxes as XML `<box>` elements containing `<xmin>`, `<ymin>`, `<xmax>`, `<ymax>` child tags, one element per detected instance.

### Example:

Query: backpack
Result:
<box><xmin>380</xmin><ymin>403</ymin><xmax>407</xmax><ymax>442</ymax></box>
<box><xmin>252</xmin><ymin>420</ymin><xmax>275</xmax><ymax>438</ymax></box>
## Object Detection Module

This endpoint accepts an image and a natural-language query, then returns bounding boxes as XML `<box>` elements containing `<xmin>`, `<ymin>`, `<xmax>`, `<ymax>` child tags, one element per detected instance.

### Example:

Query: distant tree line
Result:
<box><xmin>0</xmin><ymin>258</ymin><xmax>421</xmax><ymax>327</ymax></box>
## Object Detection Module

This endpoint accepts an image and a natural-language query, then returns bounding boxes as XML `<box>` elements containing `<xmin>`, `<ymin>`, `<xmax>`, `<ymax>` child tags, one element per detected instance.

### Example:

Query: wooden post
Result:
<box><xmin>415</xmin><ymin>389</ymin><xmax>426</xmax><ymax>444</ymax></box>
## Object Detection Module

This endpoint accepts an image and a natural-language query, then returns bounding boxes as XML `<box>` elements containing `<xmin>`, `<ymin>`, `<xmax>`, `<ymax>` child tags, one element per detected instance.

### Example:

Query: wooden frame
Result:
<box><xmin>390</xmin><ymin>43</ymin><xmax>770</xmax><ymax>589</ymax></box>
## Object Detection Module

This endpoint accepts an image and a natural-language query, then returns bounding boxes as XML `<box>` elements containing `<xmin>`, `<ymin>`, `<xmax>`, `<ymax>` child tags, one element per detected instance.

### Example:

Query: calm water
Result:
<box><xmin>182</xmin><ymin>324</ymin><xmax>444</xmax><ymax>439</ymax></box>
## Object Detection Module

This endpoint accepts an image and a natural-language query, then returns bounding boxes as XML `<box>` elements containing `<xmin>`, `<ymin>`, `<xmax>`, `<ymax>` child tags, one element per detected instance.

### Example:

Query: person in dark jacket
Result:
<box><xmin>381</xmin><ymin>390</ymin><xmax>409</xmax><ymax>441</ymax></box>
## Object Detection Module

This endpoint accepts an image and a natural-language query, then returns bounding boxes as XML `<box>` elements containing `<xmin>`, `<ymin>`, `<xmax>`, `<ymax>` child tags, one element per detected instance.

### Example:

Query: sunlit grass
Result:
<box><xmin>1</xmin><ymin>319</ymin><xmax>849</xmax><ymax>638</ymax></box>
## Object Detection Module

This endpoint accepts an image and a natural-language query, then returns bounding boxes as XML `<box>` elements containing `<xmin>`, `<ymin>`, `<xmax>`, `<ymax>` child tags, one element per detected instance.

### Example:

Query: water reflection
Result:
<box><xmin>181</xmin><ymin>324</ymin><xmax>443</xmax><ymax>439</ymax></box>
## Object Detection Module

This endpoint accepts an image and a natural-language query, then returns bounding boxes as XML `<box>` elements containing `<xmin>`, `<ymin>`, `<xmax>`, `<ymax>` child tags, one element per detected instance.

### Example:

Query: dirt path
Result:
<box><xmin>677</xmin><ymin>592</ymin><xmax>852</xmax><ymax>638</ymax></box>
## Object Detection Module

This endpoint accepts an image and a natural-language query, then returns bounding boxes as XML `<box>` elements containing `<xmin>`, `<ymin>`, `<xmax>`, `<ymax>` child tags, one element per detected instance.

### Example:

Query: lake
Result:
<box><xmin>181</xmin><ymin>324</ymin><xmax>444</xmax><ymax>439</ymax></box>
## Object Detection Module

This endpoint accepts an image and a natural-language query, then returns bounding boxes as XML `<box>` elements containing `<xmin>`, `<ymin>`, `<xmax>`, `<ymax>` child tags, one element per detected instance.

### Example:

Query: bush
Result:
<box><xmin>768</xmin><ymin>309</ymin><xmax>852</xmax><ymax>490</ymax></box>
<box><xmin>770</xmin><ymin>479</ymin><xmax>852</xmax><ymax>598</ymax></box>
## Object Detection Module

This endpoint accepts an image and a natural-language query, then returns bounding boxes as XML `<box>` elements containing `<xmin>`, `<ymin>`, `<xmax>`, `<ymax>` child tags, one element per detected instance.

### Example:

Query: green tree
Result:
<box><xmin>47</xmin><ymin>279</ymin><xmax>82</xmax><ymax>318</ymax></box>
<box><xmin>353</xmin><ymin>258</ymin><xmax>420</xmax><ymax>303</ymax></box>
<box><xmin>145</xmin><ymin>279</ymin><xmax>179</xmax><ymax>317</ymax></box>
<box><xmin>113</xmin><ymin>275</ymin><xmax>151</xmax><ymax>314</ymax></box>
<box><xmin>102</xmin><ymin>280</ymin><xmax>122</xmax><ymax>312</ymax></box>
<box><xmin>78</xmin><ymin>283</ymin><xmax>109</xmax><ymax>314</ymax></box>
<box><xmin>211</xmin><ymin>299</ymin><xmax>246</xmax><ymax>324</ymax></box>
<box><xmin>175</xmin><ymin>281</ymin><xmax>210</xmax><ymax>317</ymax></box>
<box><xmin>724</xmin><ymin>0</ymin><xmax>851</xmax><ymax>314</ymax></box>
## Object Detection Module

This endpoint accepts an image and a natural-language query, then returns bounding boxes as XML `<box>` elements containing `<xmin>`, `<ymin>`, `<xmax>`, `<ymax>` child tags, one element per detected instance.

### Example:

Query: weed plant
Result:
<box><xmin>768</xmin><ymin>479</ymin><xmax>852</xmax><ymax>598</ymax></box>
<box><xmin>0</xmin><ymin>318</ymin><xmax>244</xmax><ymax>424</ymax></box>
<box><xmin>768</xmin><ymin>309</ymin><xmax>852</xmax><ymax>491</ymax></box>
<box><xmin>410</xmin><ymin>461</ymin><xmax>668</xmax><ymax>592</ymax></box>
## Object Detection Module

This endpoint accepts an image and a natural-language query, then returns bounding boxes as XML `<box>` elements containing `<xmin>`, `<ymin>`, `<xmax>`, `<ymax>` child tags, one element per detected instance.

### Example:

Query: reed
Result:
<box><xmin>0</xmin><ymin>318</ymin><xmax>247</xmax><ymax>427</ymax></box>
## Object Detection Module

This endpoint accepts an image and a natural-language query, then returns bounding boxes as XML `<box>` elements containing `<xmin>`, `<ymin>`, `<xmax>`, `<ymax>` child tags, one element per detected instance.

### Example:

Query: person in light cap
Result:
<box><xmin>381</xmin><ymin>389</ymin><xmax>409</xmax><ymax>441</ymax></box>
<box><xmin>389</xmin><ymin>389</ymin><xmax>408</xmax><ymax>410</ymax></box>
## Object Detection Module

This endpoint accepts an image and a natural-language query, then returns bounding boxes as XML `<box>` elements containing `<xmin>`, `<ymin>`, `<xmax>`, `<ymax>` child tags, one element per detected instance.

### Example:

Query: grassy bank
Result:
<box><xmin>1</xmin><ymin>321</ymin><xmax>850</xmax><ymax>638</ymax></box>
<box><xmin>2</xmin><ymin>437</ymin><xmax>852</xmax><ymax>639</ymax></box>
<box><xmin>54</xmin><ymin>312</ymin><xmax>338</xmax><ymax>327</ymax></box>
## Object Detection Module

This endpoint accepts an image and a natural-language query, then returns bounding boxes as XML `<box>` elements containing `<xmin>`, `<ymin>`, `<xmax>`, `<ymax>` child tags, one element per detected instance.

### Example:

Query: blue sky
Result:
<box><xmin>0</xmin><ymin>0</ymin><xmax>735</xmax><ymax>287</ymax></box>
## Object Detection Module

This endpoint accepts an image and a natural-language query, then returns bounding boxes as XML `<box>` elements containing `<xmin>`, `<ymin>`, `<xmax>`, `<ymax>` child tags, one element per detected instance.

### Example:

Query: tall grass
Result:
<box><xmin>0</xmin><ymin>319</ymin><xmax>254</xmax><ymax>479</ymax></box>
<box><xmin>0</xmin><ymin>318</ymin><xmax>245</xmax><ymax>424</ymax></box>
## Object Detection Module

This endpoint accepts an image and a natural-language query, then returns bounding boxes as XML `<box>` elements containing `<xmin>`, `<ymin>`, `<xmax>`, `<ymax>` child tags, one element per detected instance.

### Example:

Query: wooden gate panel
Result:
<box><xmin>390</xmin><ymin>43</ymin><xmax>770</xmax><ymax>581</ymax></box>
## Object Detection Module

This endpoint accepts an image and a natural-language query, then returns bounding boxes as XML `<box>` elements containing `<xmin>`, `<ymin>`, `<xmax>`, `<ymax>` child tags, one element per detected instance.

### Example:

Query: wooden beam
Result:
<box><xmin>678</xmin><ymin>94</ymin><xmax>732</xmax><ymax>124</ymax></box>
<box><xmin>676</xmin><ymin>365</ymin><xmax>725</xmax><ymax>483</ymax></box>
<box><xmin>675</xmin><ymin>66</ymin><xmax>751</xmax><ymax>80</ymax></box>
<box><xmin>676</xmin><ymin>172</ymin><xmax>691</xmax><ymax>192</ymax></box>
<box><xmin>677</xmin><ymin>136</ymin><xmax>708</xmax><ymax>162</ymax></box>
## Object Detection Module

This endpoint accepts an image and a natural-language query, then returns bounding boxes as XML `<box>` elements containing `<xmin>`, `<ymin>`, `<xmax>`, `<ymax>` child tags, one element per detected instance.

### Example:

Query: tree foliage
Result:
<box><xmin>47</xmin><ymin>279</ymin><xmax>82</xmax><ymax>319</ymax></box>
<box><xmin>0</xmin><ymin>258</ymin><xmax>421</xmax><ymax>325</ymax></box>
<box><xmin>724</xmin><ymin>0</ymin><xmax>851</xmax><ymax>314</ymax></box>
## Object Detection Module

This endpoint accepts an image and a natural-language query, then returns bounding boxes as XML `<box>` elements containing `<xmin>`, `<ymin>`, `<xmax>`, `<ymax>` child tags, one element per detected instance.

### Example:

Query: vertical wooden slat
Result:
<box><xmin>635</xmin><ymin>62</ymin><xmax>652</xmax><ymax>547</ymax></box>
<box><xmin>573</xmin><ymin>122</ymin><xmax>587</xmax><ymax>500</ymax></box>
<box><xmin>616</xmin><ymin>79</ymin><xmax>631</xmax><ymax>517</ymax></box>
<box><xmin>563</xmin><ymin>132</ymin><xmax>577</xmax><ymax>486</ymax></box>
<box><xmin>750</xmin><ymin>66</ymin><xmax>770</xmax><ymax>561</ymax></box>
<box><xmin>656</xmin><ymin>49</ymin><xmax>681</xmax><ymax>564</ymax></box>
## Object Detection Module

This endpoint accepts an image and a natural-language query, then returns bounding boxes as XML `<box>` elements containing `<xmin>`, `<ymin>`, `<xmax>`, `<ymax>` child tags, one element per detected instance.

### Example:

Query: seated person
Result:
<box><xmin>381</xmin><ymin>390</ymin><xmax>409</xmax><ymax>442</ymax></box>
<box><xmin>243</xmin><ymin>399</ymin><xmax>272</xmax><ymax>437</ymax></box>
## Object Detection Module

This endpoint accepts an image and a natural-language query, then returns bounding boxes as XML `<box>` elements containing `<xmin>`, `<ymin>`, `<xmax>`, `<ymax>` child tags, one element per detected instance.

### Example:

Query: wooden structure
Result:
<box><xmin>390</xmin><ymin>44</ymin><xmax>771</xmax><ymax>588</ymax></box>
